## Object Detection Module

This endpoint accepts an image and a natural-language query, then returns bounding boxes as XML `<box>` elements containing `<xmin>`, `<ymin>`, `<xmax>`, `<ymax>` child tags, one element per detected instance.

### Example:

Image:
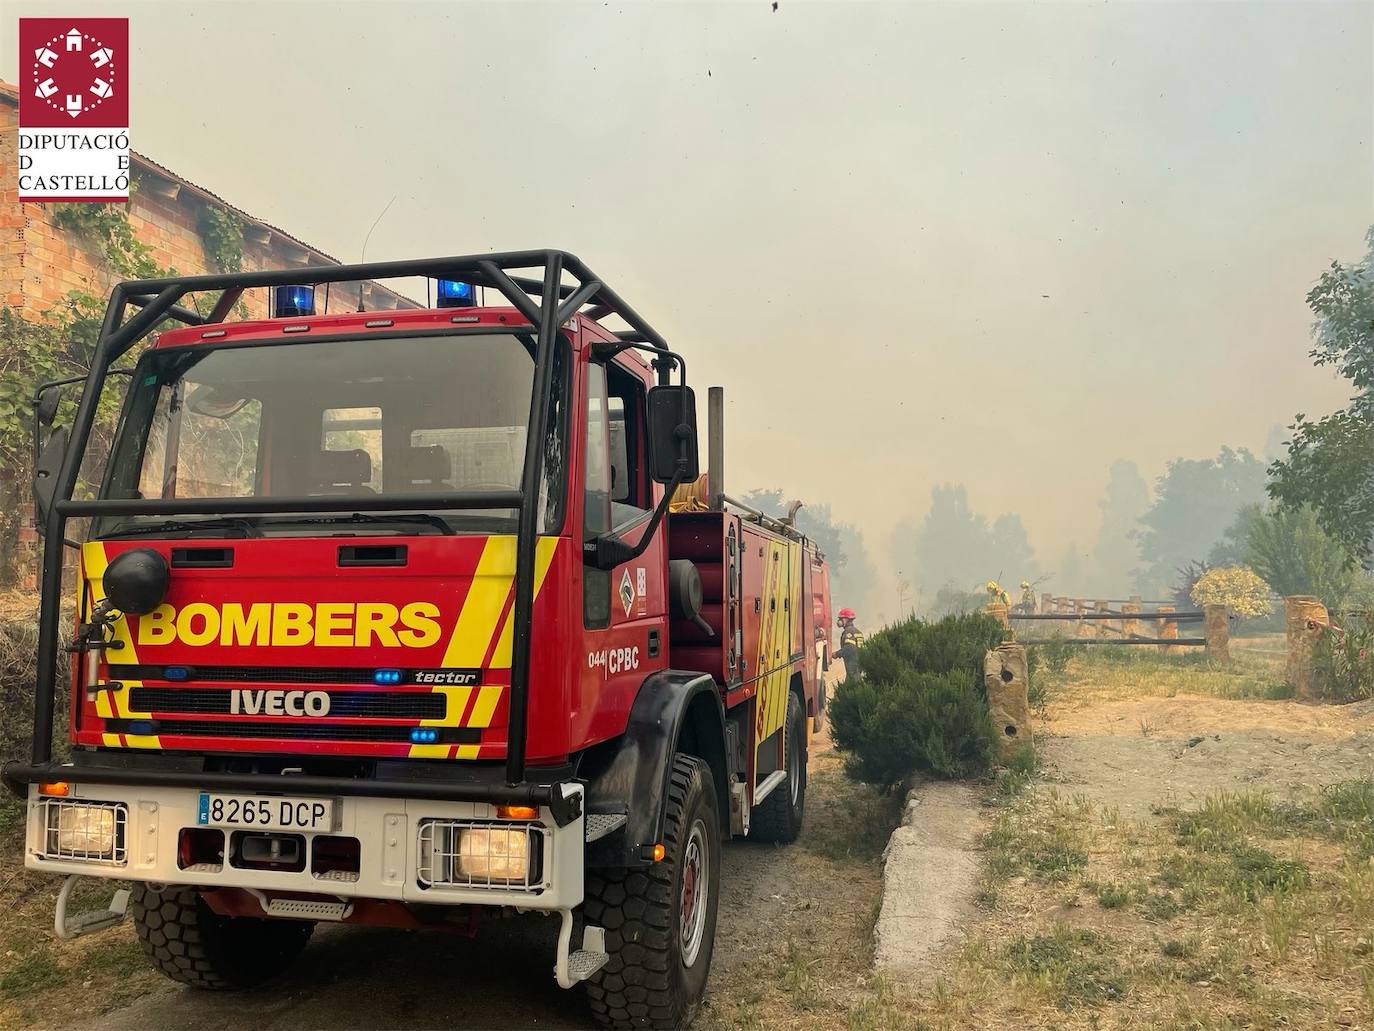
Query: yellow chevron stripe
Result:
<box><xmin>441</xmin><ymin>537</ymin><xmax>518</xmax><ymax>668</ymax></box>
<box><xmin>487</xmin><ymin>537</ymin><xmax>559</xmax><ymax>669</ymax></box>
<box><xmin>81</xmin><ymin>544</ymin><xmax>159</xmax><ymax>746</ymax></box>
<box><xmin>466</xmin><ymin>685</ymin><xmax>504</xmax><ymax>728</ymax></box>
<box><xmin>408</xmin><ymin>744</ymin><xmax>449</xmax><ymax>759</ymax></box>
<box><xmin>430</xmin><ymin>537</ymin><xmax>558</xmax><ymax>759</ymax></box>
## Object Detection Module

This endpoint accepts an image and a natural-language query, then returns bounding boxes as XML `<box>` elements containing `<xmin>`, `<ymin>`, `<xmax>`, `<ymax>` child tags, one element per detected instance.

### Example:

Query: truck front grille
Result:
<box><xmin>109</xmin><ymin>718</ymin><xmax>481</xmax><ymax>744</ymax></box>
<box><xmin>128</xmin><ymin>687</ymin><xmax>444</xmax><ymax>720</ymax></box>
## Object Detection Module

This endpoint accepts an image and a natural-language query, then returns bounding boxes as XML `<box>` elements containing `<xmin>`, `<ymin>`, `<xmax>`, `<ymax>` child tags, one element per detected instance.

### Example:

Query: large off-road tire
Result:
<box><xmin>748</xmin><ymin>689</ymin><xmax>807</xmax><ymax>844</ymax></box>
<box><xmin>583</xmin><ymin>754</ymin><xmax>721</xmax><ymax>1029</ymax></box>
<box><xmin>131</xmin><ymin>883</ymin><xmax>313</xmax><ymax>990</ymax></box>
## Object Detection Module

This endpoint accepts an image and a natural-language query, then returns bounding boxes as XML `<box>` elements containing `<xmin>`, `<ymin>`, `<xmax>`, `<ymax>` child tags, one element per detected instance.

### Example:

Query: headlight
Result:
<box><xmin>44</xmin><ymin>801</ymin><xmax>124</xmax><ymax>861</ymax></box>
<box><xmin>458</xmin><ymin>826</ymin><xmax>530</xmax><ymax>882</ymax></box>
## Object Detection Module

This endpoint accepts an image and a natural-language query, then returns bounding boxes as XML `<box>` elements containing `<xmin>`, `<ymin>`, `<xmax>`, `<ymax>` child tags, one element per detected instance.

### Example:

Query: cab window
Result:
<box><xmin>605</xmin><ymin>362</ymin><xmax>649</xmax><ymax>528</ymax></box>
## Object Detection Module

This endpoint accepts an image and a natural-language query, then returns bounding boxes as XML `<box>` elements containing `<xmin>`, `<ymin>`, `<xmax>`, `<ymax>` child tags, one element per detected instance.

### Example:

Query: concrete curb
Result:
<box><xmin>872</xmin><ymin>781</ymin><xmax>983</xmax><ymax>977</ymax></box>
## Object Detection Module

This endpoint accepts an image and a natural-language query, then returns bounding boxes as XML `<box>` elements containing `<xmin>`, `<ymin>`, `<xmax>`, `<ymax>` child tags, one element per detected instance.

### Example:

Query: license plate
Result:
<box><xmin>197</xmin><ymin>793</ymin><xmax>336</xmax><ymax>832</ymax></box>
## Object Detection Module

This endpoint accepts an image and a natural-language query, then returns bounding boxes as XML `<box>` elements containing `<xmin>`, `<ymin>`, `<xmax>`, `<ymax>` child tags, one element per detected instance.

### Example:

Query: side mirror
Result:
<box><xmin>33</xmin><ymin>426</ymin><xmax>69</xmax><ymax>532</ymax></box>
<box><xmin>36</xmin><ymin>388</ymin><xmax>61</xmax><ymax>428</ymax></box>
<box><xmin>647</xmin><ymin>385</ymin><xmax>699</xmax><ymax>485</ymax></box>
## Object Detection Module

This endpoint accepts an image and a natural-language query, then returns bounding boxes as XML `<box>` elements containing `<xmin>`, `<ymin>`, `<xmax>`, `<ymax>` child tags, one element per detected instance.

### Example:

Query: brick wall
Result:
<box><xmin>0</xmin><ymin>88</ymin><xmax>412</xmax><ymax>588</ymax></box>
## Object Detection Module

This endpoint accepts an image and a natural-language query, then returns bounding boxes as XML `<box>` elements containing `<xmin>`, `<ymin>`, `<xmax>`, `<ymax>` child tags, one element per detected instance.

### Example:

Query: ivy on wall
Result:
<box><xmin>50</xmin><ymin>188</ymin><xmax>163</xmax><ymax>280</ymax></box>
<box><xmin>0</xmin><ymin>195</ymin><xmax>188</xmax><ymax>582</ymax></box>
<box><xmin>197</xmin><ymin>206</ymin><xmax>244</xmax><ymax>273</ymax></box>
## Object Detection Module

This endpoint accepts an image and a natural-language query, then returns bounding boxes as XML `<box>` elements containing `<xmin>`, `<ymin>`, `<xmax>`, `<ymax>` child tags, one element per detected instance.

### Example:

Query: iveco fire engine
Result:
<box><xmin>3</xmin><ymin>251</ymin><xmax>832</xmax><ymax>1029</ymax></box>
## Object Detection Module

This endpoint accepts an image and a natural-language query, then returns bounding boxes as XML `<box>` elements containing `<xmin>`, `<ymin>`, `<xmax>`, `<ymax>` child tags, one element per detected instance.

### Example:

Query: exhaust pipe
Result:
<box><xmin>708</xmin><ymin>386</ymin><xmax>724</xmax><ymax>510</ymax></box>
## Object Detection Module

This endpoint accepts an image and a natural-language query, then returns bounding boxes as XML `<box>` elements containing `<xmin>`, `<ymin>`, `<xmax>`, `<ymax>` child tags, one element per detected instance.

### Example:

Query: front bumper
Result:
<box><xmin>19</xmin><ymin>778</ymin><xmax>586</xmax><ymax>912</ymax></box>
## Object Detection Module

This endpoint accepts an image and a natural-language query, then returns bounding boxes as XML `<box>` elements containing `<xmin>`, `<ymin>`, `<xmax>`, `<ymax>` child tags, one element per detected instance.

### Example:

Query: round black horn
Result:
<box><xmin>103</xmin><ymin>548</ymin><xmax>170</xmax><ymax>615</ymax></box>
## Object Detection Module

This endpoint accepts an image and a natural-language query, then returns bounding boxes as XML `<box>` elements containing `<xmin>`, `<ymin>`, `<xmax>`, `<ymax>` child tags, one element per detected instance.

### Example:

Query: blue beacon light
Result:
<box><xmin>435</xmin><ymin>279</ymin><xmax>476</xmax><ymax>308</ymax></box>
<box><xmin>373</xmin><ymin>669</ymin><xmax>403</xmax><ymax>686</ymax></box>
<box><xmin>409</xmin><ymin>728</ymin><xmax>439</xmax><ymax>744</ymax></box>
<box><xmin>274</xmin><ymin>285</ymin><xmax>316</xmax><ymax>318</ymax></box>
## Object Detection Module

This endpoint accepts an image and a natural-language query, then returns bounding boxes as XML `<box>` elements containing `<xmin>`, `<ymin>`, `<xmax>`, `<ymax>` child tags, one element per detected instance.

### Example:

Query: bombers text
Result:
<box><xmin>134</xmin><ymin>602</ymin><xmax>444</xmax><ymax>648</ymax></box>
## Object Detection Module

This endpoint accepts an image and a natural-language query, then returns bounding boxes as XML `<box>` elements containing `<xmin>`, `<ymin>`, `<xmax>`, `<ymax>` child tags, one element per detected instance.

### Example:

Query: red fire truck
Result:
<box><xmin>4</xmin><ymin>251</ymin><xmax>831</xmax><ymax>1029</ymax></box>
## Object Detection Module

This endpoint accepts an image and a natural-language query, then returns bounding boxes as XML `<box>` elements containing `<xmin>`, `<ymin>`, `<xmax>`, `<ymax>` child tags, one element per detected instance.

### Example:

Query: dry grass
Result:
<box><xmin>0</xmin><ymin>815</ymin><xmax>164</xmax><ymax>1029</ymax></box>
<box><xmin>840</xmin><ymin>644</ymin><xmax>1374</xmax><ymax>1030</ymax></box>
<box><xmin>807</xmin><ymin>784</ymin><xmax>1374</xmax><ymax>1030</ymax></box>
<box><xmin>1042</xmin><ymin>643</ymin><xmax>1293</xmax><ymax>710</ymax></box>
<box><xmin>699</xmin><ymin>744</ymin><xmax>900</xmax><ymax>1031</ymax></box>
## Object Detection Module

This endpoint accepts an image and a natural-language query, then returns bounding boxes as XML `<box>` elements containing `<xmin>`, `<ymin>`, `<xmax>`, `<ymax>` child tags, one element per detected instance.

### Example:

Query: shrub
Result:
<box><xmin>1190</xmin><ymin>565</ymin><xmax>1273</xmax><ymax>617</ymax></box>
<box><xmin>1311</xmin><ymin>612</ymin><xmax>1374</xmax><ymax>702</ymax></box>
<box><xmin>830</xmin><ymin>668</ymin><xmax>998</xmax><ymax>787</ymax></box>
<box><xmin>830</xmin><ymin>613</ymin><xmax>1008</xmax><ymax>788</ymax></box>
<box><xmin>1</xmin><ymin>613</ymin><xmax>70</xmax><ymax>764</ymax></box>
<box><xmin>858</xmin><ymin>612</ymin><xmax>1009</xmax><ymax>687</ymax></box>
<box><xmin>1040</xmin><ymin>634</ymin><xmax>1074</xmax><ymax>674</ymax></box>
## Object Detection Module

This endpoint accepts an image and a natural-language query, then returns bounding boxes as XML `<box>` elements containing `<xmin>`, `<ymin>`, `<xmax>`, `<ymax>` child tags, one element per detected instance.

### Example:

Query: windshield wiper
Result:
<box><xmin>101</xmin><ymin>517</ymin><xmax>262</xmax><ymax>539</ymax></box>
<box><xmin>269</xmin><ymin>512</ymin><xmax>456</xmax><ymax>536</ymax></box>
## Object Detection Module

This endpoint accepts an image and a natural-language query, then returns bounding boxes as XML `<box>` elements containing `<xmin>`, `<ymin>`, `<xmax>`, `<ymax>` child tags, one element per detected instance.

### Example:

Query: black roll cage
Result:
<box><xmin>15</xmin><ymin>249</ymin><xmax>676</xmax><ymax>793</ymax></box>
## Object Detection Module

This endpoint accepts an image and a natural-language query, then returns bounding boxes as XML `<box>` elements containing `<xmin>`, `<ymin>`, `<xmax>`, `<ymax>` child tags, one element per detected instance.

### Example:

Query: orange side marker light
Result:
<box><xmin>495</xmin><ymin>804</ymin><xmax>538</xmax><ymax>821</ymax></box>
<box><xmin>38</xmin><ymin>781</ymin><xmax>70</xmax><ymax>797</ymax></box>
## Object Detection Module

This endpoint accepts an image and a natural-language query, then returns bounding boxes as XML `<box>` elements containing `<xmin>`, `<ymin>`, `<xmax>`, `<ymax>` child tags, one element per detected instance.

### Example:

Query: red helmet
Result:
<box><xmin>838</xmin><ymin>608</ymin><xmax>856</xmax><ymax>620</ymax></box>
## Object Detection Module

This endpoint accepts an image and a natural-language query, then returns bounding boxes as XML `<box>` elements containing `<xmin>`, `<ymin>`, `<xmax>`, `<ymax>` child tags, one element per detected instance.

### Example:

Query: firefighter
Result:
<box><xmin>836</xmin><ymin>608</ymin><xmax>864</xmax><ymax>680</ymax></box>
<box><xmin>1017</xmin><ymin>580</ymin><xmax>1037</xmax><ymax>615</ymax></box>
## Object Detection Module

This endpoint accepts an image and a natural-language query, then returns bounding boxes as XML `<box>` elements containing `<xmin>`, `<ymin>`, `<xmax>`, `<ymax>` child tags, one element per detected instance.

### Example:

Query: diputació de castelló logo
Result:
<box><xmin>17</xmin><ymin>17</ymin><xmax>130</xmax><ymax>202</ymax></box>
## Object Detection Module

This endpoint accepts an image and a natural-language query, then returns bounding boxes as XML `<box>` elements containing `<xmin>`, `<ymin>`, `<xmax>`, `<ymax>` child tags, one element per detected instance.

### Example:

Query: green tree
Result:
<box><xmin>1241</xmin><ymin>505</ymin><xmax>1359</xmax><ymax>608</ymax></box>
<box><xmin>1269</xmin><ymin>228</ymin><xmax>1374</xmax><ymax>560</ymax></box>
<box><xmin>891</xmin><ymin>484</ymin><xmax>1039</xmax><ymax>602</ymax></box>
<box><xmin>1090</xmin><ymin>460</ymin><xmax>1149</xmax><ymax>593</ymax></box>
<box><xmin>1135</xmin><ymin>447</ymin><xmax>1268</xmax><ymax>594</ymax></box>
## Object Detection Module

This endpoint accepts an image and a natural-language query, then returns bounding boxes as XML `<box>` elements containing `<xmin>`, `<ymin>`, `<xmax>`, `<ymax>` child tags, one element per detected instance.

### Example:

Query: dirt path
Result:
<box><xmin>1044</xmin><ymin>692</ymin><xmax>1374</xmax><ymax>816</ymax></box>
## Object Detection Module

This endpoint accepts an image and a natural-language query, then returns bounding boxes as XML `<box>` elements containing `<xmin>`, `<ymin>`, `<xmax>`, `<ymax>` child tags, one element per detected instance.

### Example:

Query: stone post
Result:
<box><xmin>1157</xmin><ymin>604</ymin><xmax>1178</xmax><ymax>655</ymax></box>
<box><xmin>1203</xmin><ymin>604</ymin><xmax>1230</xmax><ymax>662</ymax></box>
<box><xmin>1041</xmin><ymin>592</ymin><xmax>1055</xmax><ymax>615</ymax></box>
<box><xmin>1285</xmin><ymin>595</ymin><xmax>1329</xmax><ymax>700</ymax></box>
<box><xmin>1096</xmin><ymin>600</ymin><xmax>1112</xmax><ymax>637</ymax></box>
<box><xmin>1122</xmin><ymin>599</ymin><xmax>1141</xmax><ymax>640</ymax></box>
<box><xmin>984</xmin><ymin>643</ymin><xmax>1032</xmax><ymax>759</ymax></box>
<box><xmin>1076</xmin><ymin>599</ymin><xmax>1093</xmax><ymax>638</ymax></box>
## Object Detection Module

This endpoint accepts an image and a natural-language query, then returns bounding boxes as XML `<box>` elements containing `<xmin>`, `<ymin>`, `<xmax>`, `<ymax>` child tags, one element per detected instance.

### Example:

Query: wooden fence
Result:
<box><xmin>992</xmin><ymin>594</ymin><xmax>1229</xmax><ymax>659</ymax></box>
<box><xmin>988</xmin><ymin>593</ymin><xmax>1356</xmax><ymax>702</ymax></box>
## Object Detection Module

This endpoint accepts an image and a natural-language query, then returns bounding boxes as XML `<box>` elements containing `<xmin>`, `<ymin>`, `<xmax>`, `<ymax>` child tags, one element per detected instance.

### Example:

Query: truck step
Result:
<box><xmin>567</xmin><ymin>948</ymin><xmax>609</xmax><ymax>982</ymax></box>
<box><xmin>261</xmin><ymin>896</ymin><xmax>352</xmax><ymax>921</ymax></box>
<box><xmin>585</xmin><ymin>813</ymin><xmax>627</xmax><ymax>842</ymax></box>
<box><xmin>55</xmin><ymin>875</ymin><xmax>129</xmax><ymax>940</ymax></box>
<box><xmin>569</xmin><ymin>924</ymin><xmax>609</xmax><ymax>981</ymax></box>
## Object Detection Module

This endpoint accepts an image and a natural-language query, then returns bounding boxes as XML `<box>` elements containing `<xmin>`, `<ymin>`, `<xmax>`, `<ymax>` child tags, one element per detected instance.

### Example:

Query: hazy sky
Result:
<box><xmin>5</xmin><ymin>0</ymin><xmax>1372</xmax><ymax>616</ymax></box>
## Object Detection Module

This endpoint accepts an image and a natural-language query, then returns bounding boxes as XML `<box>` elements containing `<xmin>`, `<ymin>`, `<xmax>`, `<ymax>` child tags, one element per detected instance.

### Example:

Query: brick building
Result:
<box><xmin>0</xmin><ymin>81</ymin><xmax>413</xmax><ymax>319</ymax></box>
<box><xmin>0</xmin><ymin>81</ymin><xmax>415</xmax><ymax>587</ymax></box>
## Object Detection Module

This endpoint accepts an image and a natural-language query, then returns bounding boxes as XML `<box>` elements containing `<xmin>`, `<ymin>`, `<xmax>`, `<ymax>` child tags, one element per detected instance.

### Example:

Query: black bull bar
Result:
<box><xmin>4</xmin><ymin>249</ymin><xmax>669</xmax><ymax>796</ymax></box>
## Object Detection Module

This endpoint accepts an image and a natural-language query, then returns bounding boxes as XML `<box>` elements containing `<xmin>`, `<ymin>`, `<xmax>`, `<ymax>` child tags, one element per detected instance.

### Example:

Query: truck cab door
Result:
<box><xmin>577</xmin><ymin>357</ymin><xmax>668</xmax><ymax>741</ymax></box>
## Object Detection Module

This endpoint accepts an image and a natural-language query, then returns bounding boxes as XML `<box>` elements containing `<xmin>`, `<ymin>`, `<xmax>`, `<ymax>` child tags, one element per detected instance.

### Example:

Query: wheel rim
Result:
<box><xmin>679</xmin><ymin>819</ymin><xmax>709</xmax><ymax>967</ymax></box>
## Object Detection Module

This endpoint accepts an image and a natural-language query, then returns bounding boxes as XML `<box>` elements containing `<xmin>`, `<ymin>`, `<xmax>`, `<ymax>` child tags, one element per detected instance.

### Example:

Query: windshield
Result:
<box><xmin>95</xmin><ymin>332</ymin><xmax>568</xmax><ymax>537</ymax></box>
